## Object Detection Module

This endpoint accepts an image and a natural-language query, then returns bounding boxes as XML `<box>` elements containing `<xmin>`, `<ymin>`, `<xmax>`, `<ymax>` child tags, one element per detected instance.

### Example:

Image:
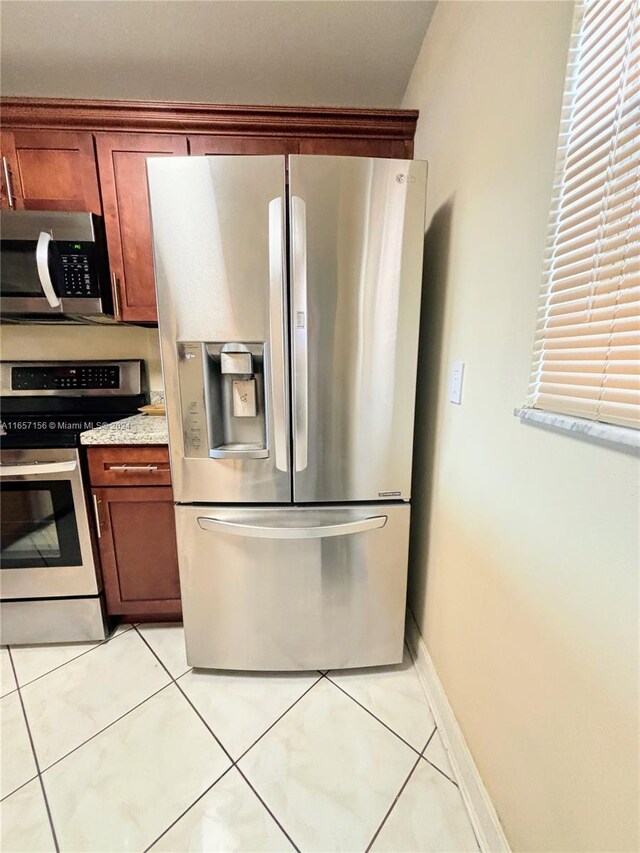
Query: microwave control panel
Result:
<box><xmin>56</xmin><ymin>242</ymin><xmax>100</xmax><ymax>298</ymax></box>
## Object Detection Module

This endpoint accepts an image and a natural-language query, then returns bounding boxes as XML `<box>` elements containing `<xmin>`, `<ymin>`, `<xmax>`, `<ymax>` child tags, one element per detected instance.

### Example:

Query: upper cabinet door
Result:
<box><xmin>299</xmin><ymin>138</ymin><xmax>411</xmax><ymax>158</ymax></box>
<box><xmin>0</xmin><ymin>130</ymin><xmax>101</xmax><ymax>212</ymax></box>
<box><xmin>189</xmin><ymin>135</ymin><xmax>299</xmax><ymax>155</ymax></box>
<box><xmin>95</xmin><ymin>132</ymin><xmax>188</xmax><ymax>323</ymax></box>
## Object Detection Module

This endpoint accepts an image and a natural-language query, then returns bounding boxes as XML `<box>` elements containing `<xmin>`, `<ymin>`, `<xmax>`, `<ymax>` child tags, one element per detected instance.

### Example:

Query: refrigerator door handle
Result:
<box><xmin>291</xmin><ymin>195</ymin><xmax>308</xmax><ymax>472</ymax></box>
<box><xmin>197</xmin><ymin>515</ymin><xmax>387</xmax><ymax>539</ymax></box>
<box><xmin>268</xmin><ymin>197</ymin><xmax>288</xmax><ymax>473</ymax></box>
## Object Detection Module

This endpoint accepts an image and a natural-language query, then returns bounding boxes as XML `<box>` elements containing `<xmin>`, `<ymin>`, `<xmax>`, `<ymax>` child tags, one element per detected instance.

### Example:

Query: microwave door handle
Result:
<box><xmin>36</xmin><ymin>231</ymin><xmax>61</xmax><ymax>308</ymax></box>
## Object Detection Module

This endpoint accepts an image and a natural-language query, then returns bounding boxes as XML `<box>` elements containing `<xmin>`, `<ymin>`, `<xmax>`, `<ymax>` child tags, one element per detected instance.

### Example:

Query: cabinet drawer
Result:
<box><xmin>86</xmin><ymin>446</ymin><xmax>171</xmax><ymax>487</ymax></box>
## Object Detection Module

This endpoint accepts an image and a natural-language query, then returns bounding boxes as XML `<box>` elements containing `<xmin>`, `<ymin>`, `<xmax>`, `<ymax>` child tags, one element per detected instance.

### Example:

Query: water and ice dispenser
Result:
<box><xmin>178</xmin><ymin>342</ymin><xmax>268</xmax><ymax>459</ymax></box>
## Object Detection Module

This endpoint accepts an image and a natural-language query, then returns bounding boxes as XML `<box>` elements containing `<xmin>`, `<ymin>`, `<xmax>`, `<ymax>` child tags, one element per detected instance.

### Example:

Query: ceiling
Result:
<box><xmin>0</xmin><ymin>1</ymin><xmax>436</xmax><ymax>108</ymax></box>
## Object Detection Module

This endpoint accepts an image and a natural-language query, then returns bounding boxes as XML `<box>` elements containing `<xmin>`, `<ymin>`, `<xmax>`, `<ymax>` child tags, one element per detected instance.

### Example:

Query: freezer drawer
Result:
<box><xmin>176</xmin><ymin>503</ymin><xmax>410</xmax><ymax>671</ymax></box>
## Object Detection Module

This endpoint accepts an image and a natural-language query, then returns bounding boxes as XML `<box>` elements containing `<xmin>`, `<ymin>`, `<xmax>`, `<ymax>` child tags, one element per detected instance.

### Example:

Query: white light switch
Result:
<box><xmin>449</xmin><ymin>361</ymin><xmax>465</xmax><ymax>405</ymax></box>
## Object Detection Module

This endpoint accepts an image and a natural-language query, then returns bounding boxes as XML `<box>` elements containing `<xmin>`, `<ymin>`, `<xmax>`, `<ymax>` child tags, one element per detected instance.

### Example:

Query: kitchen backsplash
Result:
<box><xmin>0</xmin><ymin>324</ymin><xmax>164</xmax><ymax>392</ymax></box>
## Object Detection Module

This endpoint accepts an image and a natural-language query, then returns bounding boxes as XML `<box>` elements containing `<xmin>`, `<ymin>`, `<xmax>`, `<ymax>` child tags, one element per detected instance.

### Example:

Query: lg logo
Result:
<box><xmin>395</xmin><ymin>173</ymin><xmax>416</xmax><ymax>184</ymax></box>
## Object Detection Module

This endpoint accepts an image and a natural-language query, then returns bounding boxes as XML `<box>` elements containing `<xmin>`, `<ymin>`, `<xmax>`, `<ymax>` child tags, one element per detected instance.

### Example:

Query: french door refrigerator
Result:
<box><xmin>148</xmin><ymin>154</ymin><xmax>427</xmax><ymax>670</ymax></box>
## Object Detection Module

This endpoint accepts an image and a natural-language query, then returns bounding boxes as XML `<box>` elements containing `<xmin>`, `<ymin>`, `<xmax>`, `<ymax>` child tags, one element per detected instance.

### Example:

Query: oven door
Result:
<box><xmin>0</xmin><ymin>234</ymin><xmax>64</xmax><ymax>315</ymax></box>
<box><xmin>0</xmin><ymin>449</ymin><xmax>100</xmax><ymax>599</ymax></box>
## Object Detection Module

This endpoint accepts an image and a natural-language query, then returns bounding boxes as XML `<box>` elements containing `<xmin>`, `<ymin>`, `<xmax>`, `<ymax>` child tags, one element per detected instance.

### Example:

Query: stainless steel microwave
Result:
<box><xmin>0</xmin><ymin>210</ymin><xmax>114</xmax><ymax>319</ymax></box>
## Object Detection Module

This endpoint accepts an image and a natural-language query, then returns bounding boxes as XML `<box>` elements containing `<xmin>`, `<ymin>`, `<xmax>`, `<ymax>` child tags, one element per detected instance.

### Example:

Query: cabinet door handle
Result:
<box><xmin>2</xmin><ymin>156</ymin><xmax>14</xmax><ymax>208</ymax></box>
<box><xmin>92</xmin><ymin>494</ymin><xmax>101</xmax><ymax>538</ymax></box>
<box><xmin>112</xmin><ymin>272</ymin><xmax>121</xmax><ymax>319</ymax></box>
<box><xmin>107</xmin><ymin>464</ymin><xmax>160</xmax><ymax>471</ymax></box>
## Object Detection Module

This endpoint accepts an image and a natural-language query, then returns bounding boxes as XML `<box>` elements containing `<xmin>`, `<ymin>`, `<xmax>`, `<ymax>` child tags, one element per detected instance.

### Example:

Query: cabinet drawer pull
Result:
<box><xmin>107</xmin><ymin>464</ymin><xmax>161</xmax><ymax>472</ymax></box>
<box><xmin>2</xmin><ymin>156</ymin><xmax>14</xmax><ymax>208</ymax></box>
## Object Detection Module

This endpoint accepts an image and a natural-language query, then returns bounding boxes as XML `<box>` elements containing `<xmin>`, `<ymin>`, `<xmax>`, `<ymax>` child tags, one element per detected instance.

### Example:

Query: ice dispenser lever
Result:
<box><xmin>221</xmin><ymin>351</ymin><xmax>253</xmax><ymax>375</ymax></box>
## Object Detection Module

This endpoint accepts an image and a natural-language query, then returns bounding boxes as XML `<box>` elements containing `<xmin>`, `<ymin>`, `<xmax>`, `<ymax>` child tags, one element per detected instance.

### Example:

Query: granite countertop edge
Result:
<box><xmin>80</xmin><ymin>414</ymin><xmax>169</xmax><ymax>446</ymax></box>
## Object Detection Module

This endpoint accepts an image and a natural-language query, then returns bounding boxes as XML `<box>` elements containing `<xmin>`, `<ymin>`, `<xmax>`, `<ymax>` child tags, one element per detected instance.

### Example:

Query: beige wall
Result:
<box><xmin>0</xmin><ymin>325</ymin><xmax>163</xmax><ymax>392</ymax></box>
<box><xmin>403</xmin><ymin>2</ymin><xmax>639</xmax><ymax>851</ymax></box>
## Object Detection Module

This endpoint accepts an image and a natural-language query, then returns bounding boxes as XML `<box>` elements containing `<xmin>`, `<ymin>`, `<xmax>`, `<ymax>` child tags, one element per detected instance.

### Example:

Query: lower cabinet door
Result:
<box><xmin>176</xmin><ymin>503</ymin><xmax>410</xmax><ymax>671</ymax></box>
<box><xmin>93</xmin><ymin>486</ymin><xmax>181</xmax><ymax>617</ymax></box>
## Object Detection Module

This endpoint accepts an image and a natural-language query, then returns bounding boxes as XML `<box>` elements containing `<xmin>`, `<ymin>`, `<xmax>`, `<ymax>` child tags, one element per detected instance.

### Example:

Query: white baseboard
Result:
<box><xmin>406</xmin><ymin>611</ymin><xmax>511</xmax><ymax>853</ymax></box>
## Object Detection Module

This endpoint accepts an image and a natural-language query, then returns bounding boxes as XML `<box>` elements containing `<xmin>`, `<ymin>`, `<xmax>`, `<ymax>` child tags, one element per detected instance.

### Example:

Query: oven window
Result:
<box><xmin>0</xmin><ymin>481</ymin><xmax>82</xmax><ymax>569</ymax></box>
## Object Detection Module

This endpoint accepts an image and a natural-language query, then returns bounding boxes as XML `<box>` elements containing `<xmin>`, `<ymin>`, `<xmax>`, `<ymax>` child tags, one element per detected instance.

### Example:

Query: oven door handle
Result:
<box><xmin>36</xmin><ymin>231</ymin><xmax>61</xmax><ymax>309</ymax></box>
<box><xmin>0</xmin><ymin>460</ymin><xmax>77</xmax><ymax>477</ymax></box>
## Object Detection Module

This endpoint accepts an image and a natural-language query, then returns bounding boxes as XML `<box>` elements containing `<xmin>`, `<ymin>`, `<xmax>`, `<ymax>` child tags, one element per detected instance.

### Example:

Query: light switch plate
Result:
<box><xmin>449</xmin><ymin>361</ymin><xmax>465</xmax><ymax>405</ymax></box>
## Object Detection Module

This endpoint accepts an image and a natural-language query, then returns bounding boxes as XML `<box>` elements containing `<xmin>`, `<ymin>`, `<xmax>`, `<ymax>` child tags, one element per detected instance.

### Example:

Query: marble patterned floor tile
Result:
<box><xmin>9</xmin><ymin>623</ymin><xmax>131</xmax><ymax>688</ymax></box>
<box><xmin>371</xmin><ymin>756</ymin><xmax>479</xmax><ymax>852</ymax></box>
<box><xmin>43</xmin><ymin>684</ymin><xmax>230</xmax><ymax>853</ymax></box>
<box><xmin>0</xmin><ymin>778</ymin><xmax>55</xmax><ymax>852</ymax></box>
<box><xmin>0</xmin><ymin>691</ymin><xmax>37</xmax><ymax>799</ymax></box>
<box><xmin>424</xmin><ymin>728</ymin><xmax>456</xmax><ymax>781</ymax></box>
<box><xmin>178</xmin><ymin>668</ymin><xmax>319</xmax><ymax>759</ymax></box>
<box><xmin>328</xmin><ymin>647</ymin><xmax>435</xmax><ymax>750</ymax></box>
<box><xmin>239</xmin><ymin>677</ymin><xmax>417</xmax><ymax>852</ymax></box>
<box><xmin>137</xmin><ymin>623</ymin><xmax>190</xmax><ymax>677</ymax></box>
<box><xmin>21</xmin><ymin>628</ymin><xmax>170</xmax><ymax>769</ymax></box>
<box><xmin>150</xmin><ymin>767</ymin><xmax>294</xmax><ymax>852</ymax></box>
<box><xmin>1</xmin><ymin>648</ymin><xmax>16</xmax><ymax>697</ymax></box>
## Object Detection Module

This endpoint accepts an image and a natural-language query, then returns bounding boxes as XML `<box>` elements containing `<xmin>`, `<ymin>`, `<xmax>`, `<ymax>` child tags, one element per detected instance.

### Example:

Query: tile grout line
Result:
<box><xmin>133</xmin><ymin>627</ymin><xmax>234</xmax><ymax>762</ymax></box>
<box><xmin>364</xmin><ymin>749</ymin><xmax>426</xmax><ymax>852</ymax></box>
<box><xmin>235</xmin><ymin>764</ymin><xmax>301</xmax><ymax>853</ymax></box>
<box><xmin>142</xmin><ymin>765</ymin><xmax>236</xmax><ymax>853</ymax></box>
<box><xmin>401</xmin><ymin>642</ymin><xmax>460</xmax><ymax>786</ymax></box>
<box><xmin>38</xmin><ymin>681</ymin><xmax>174</xmax><ymax>774</ymax></box>
<box><xmin>419</xmin><ymin>721</ymin><xmax>460</xmax><ymax>787</ymax></box>
<box><xmin>422</xmin><ymin>752</ymin><xmax>459</xmax><ymax>787</ymax></box>
<box><xmin>7</xmin><ymin>624</ymin><xmax>135</xmax><ymax>692</ymax></box>
<box><xmin>134</xmin><ymin>626</ymin><xmax>309</xmax><ymax>853</ymax></box>
<box><xmin>323</xmin><ymin>672</ymin><xmax>426</xmax><ymax>758</ymax></box>
<box><xmin>0</xmin><ymin>771</ymin><xmax>39</xmax><ymax>804</ymax></box>
<box><xmin>6</xmin><ymin>647</ymin><xmax>60</xmax><ymax>853</ymax></box>
<box><xmin>364</xmin><ymin>727</ymin><xmax>435</xmax><ymax>852</ymax></box>
<box><xmin>233</xmin><ymin>673</ymin><xmax>324</xmax><ymax>765</ymax></box>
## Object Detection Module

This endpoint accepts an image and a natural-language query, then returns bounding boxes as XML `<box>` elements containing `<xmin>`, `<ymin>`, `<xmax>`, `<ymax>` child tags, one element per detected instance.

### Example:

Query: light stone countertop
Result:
<box><xmin>80</xmin><ymin>414</ymin><xmax>168</xmax><ymax>446</ymax></box>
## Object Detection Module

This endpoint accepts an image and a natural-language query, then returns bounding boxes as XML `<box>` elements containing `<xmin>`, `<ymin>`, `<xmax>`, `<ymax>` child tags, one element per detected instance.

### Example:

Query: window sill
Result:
<box><xmin>514</xmin><ymin>408</ymin><xmax>640</xmax><ymax>450</ymax></box>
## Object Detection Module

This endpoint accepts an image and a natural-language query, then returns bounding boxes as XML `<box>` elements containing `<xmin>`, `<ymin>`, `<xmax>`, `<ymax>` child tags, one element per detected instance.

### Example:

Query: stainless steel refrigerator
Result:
<box><xmin>148</xmin><ymin>154</ymin><xmax>427</xmax><ymax>671</ymax></box>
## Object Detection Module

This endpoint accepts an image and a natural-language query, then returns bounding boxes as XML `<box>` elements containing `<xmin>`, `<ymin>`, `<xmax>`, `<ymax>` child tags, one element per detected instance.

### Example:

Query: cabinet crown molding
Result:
<box><xmin>1</xmin><ymin>97</ymin><xmax>418</xmax><ymax>139</ymax></box>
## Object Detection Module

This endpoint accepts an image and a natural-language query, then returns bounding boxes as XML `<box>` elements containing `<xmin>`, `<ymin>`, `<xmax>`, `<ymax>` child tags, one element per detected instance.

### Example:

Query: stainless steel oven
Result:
<box><xmin>0</xmin><ymin>210</ymin><xmax>113</xmax><ymax>319</ymax></box>
<box><xmin>0</xmin><ymin>447</ymin><xmax>106</xmax><ymax>644</ymax></box>
<box><xmin>0</xmin><ymin>448</ymin><xmax>98</xmax><ymax>597</ymax></box>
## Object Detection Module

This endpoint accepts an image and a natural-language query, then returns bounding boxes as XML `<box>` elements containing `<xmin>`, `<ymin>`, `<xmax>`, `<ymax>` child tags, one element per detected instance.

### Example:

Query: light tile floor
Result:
<box><xmin>1</xmin><ymin>624</ymin><xmax>480</xmax><ymax>853</ymax></box>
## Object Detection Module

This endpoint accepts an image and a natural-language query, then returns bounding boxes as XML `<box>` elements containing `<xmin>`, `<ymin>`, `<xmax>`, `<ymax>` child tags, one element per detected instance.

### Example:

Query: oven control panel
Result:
<box><xmin>0</xmin><ymin>361</ymin><xmax>143</xmax><ymax>397</ymax></box>
<box><xmin>12</xmin><ymin>365</ymin><xmax>120</xmax><ymax>391</ymax></box>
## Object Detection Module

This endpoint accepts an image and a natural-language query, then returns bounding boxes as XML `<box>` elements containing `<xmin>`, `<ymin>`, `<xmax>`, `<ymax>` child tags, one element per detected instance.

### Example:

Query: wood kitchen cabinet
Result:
<box><xmin>95</xmin><ymin>132</ymin><xmax>188</xmax><ymax>323</ymax></box>
<box><xmin>0</xmin><ymin>129</ymin><xmax>101</xmax><ymax>212</ymax></box>
<box><xmin>2</xmin><ymin>98</ymin><xmax>417</xmax><ymax>324</ymax></box>
<box><xmin>87</xmin><ymin>446</ymin><xmax>181</xmax><ymax>620</ymax></box>
<box><xmin>298</xmin><ymin>137</ymin><xmax>410</xmax><ymax>158</ymax></box>
<box><xmin>189</xmin><ymin>135</ymin><xmax>299</xmax><ymax>155</ymax></box>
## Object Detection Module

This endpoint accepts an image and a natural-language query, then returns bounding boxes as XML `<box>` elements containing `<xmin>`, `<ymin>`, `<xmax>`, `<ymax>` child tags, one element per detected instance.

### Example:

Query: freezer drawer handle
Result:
<box><xmin>196</xmin><ymin>515</ymin><xmax>387</xmax><ymax>539</ymax></box>
<box><xmin>0</xmin><ymin>460</ymin><xmax>77</xmax><ymax>477</ymax></box>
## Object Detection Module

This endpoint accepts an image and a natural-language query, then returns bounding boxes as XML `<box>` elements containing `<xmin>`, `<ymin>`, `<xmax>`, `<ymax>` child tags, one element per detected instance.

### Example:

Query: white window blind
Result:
<box><xmin>528</xmin><ymin>0</ymin><xmax>640</xmax><ymax>429</ymax></box>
